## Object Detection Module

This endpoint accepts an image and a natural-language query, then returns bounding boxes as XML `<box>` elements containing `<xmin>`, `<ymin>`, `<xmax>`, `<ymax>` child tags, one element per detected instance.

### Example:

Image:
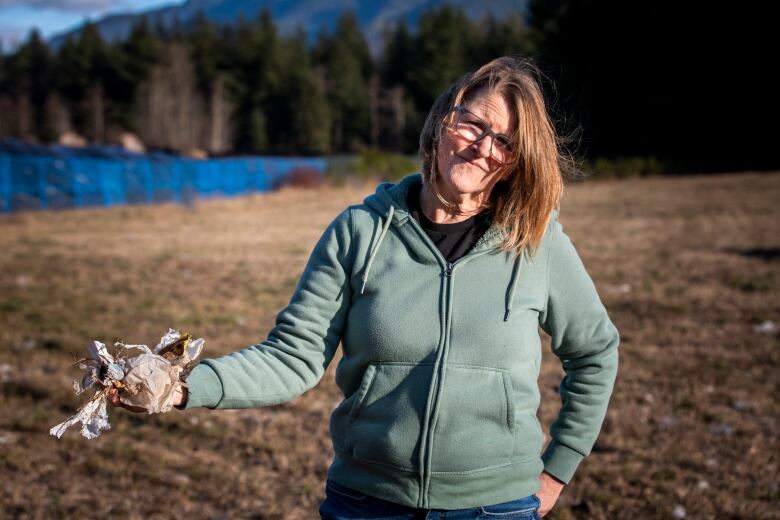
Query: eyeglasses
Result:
<box><xmin>448</xmin><ymin>106</ymin><xmax>514</xmax><ymax>164</ymax></box>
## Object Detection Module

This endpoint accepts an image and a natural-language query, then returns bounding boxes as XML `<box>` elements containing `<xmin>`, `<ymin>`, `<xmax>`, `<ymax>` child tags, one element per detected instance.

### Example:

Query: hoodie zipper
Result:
<box><xmin>404</xmin><ymin>217</ymin><xmax>493</xmax><ymax>508</ymax></box>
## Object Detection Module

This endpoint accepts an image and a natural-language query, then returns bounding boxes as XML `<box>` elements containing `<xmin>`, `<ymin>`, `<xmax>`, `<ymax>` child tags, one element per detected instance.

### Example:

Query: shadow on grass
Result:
<box><xmin>725</xmin><ymin>247</ymin><xmax>780</xmax><ymax>262</ymax></box>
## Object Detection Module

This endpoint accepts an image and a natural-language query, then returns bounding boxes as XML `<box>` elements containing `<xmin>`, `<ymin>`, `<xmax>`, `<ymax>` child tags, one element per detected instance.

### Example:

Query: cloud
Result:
<box><xmin>0</xmin><ymin>0</ymin><xmax>124</xmax><ymax>12</ymax></box>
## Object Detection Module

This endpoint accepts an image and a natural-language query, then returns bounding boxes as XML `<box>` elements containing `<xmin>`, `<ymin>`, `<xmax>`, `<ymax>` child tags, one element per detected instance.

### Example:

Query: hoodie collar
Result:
<box><xmin>363</xmin><ymin>173</ymin><xmax>506</xmax><ymax>253</ymax></box>
<box><xmin>360</xmin><ymin>173</ymin><xmax>528</xmax><ymax>322</ymax></box>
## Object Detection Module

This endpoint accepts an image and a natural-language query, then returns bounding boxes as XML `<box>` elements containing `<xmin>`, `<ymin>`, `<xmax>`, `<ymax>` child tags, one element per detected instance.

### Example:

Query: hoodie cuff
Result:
<box><xmin>183</xmin><ymin>363</ymin><xmax>224</xmax><ymax>409</ymax></box>
<box><xmin>541</xmin><ymin>440</ymin><xmax>585</xmax><ymax>484</ymax></box>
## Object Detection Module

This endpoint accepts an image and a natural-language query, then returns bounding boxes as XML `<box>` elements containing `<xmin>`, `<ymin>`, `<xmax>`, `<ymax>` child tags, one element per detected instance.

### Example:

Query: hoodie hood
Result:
<box><xmin>358</xmin><ymin>175</ymin><xmax>410</xmax><ymax>295</ymax></box>
<box><xmin>362</xmin><ymin>173</ymin><xmax>417</xmax><ymax>225</ymax></box>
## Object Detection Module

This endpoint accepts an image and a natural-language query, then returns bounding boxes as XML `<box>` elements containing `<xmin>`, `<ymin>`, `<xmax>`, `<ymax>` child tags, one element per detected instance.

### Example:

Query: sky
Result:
<box><xmin>0</xmin><ymin>0</ymin><xmax>179</xmax><ymax>50</ymax></box>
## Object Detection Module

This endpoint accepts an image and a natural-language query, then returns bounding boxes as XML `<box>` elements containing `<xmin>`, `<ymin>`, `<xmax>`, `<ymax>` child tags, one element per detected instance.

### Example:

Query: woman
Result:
<box><xmin>113</xmin><ymin>56</ymin><xmax>619</xmax><ymax>519</ymax></box>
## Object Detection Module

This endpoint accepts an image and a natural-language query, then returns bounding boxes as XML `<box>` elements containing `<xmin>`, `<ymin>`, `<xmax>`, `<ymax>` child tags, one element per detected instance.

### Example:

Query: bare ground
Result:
<box><xmin>0</xmin><ymin>172</ymin><xmax>778</xmax><ymax>519</ymax></box>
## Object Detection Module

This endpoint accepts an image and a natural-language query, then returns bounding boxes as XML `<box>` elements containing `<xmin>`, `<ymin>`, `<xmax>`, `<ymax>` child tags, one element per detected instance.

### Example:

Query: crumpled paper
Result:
<box><xmin>50</xmin><ymin>329</ymin><xmax>204</xmax><ymax>439</ymax></box>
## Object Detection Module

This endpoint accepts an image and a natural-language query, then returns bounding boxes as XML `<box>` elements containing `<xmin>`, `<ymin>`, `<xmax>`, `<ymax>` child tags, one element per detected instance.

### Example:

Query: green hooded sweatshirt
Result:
<box><xmin>183</xmin><ymin>173</ymin><xmax>620</xmax><ymax>509</ymax></box>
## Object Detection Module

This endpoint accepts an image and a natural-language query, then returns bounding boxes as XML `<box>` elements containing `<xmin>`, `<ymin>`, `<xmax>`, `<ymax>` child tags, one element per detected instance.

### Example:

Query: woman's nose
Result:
<box><xmin>470</xmin><ymin>135</ymin><xmax>493</xmax><ymax>158</ymax></box>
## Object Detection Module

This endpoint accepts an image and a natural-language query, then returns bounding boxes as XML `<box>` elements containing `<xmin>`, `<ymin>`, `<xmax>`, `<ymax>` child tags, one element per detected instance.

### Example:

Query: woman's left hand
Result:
<box><xmin>536</xmin><ymin>471</ymin><xmax>565</xmax><ymax>517</ymax></box>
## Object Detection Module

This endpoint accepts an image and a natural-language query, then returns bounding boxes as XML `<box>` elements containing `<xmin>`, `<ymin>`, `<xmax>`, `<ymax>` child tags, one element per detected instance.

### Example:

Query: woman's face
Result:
<box><xmin>435</xmin><ymin>88</ymin><xmax>516</xmax><ymax>201</ymax></box>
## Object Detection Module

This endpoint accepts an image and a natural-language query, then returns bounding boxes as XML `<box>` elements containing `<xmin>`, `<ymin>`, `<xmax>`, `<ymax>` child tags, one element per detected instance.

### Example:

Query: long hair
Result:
<box><xmin>418</xmin><ymin>56</ymin><xmax>572</xmax><ymax>257</ymax></box>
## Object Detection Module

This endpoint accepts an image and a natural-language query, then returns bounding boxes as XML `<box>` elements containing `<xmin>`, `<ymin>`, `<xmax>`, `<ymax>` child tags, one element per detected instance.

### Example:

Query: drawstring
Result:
<box><xmin>360</xmin><ymin>205</ymin><xmax>395</xmax><ymax>294</ymax></box>
<box><xmin>504</xmin><ymin>252</ymin><xmax>524</xmax><ymax>321</ymax></box>
<box><xmin>358</xmin><ymin>204</ymin><xmax>522</xmax><ymax>317</ymax></box>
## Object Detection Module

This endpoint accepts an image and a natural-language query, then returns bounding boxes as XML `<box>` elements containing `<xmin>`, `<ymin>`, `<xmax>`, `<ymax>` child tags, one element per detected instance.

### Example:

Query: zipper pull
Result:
<box><xmin>444</xmin><ymin>262</ymin><xmax>454</xmax><ymax>277</ymax></box>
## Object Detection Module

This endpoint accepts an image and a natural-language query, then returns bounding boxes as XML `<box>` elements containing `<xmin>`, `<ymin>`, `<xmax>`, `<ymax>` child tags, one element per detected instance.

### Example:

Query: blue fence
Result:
<box><xmin>0</xmin><ymin>144</ymin><xmax>326</xmax><ymax>214</ymax></box>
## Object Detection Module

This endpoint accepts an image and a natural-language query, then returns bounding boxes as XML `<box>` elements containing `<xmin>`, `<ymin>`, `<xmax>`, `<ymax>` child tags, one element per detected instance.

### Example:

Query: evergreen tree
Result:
<box><xmin>188</xmin><ymin>12</ymin><xmax>220</xmax><ymax>96</ymax></box>
<box><xmin>408</xmin><ymin>6</ymin><xmax>474</xmax><ymax>113</ymax></box>
<box><xmin>471</xmin><ymin>14</ymin><xmax>534</xmax><ymax>65</ymax></box>
<box><xmin>315</xmin><ymin>11</ymin><xmax>372</xmax><ymax>152</ymax></box>
<box><xmin>378</xmin><ymin>20</ymin><xmax>419</xmax><ymax>152</ymax></box>
<box><xmin>380</xmin><ymin>20</ymin><xmax>413</xmax><ymax>88</ymax></box>
<box><xmin>120</xmin><ymin>17</ymin><xmax>158</xmax><ymax>82</ymax></box>
<box><xmin>227</xmin><ymin>9</ymin><xmax>283</xmax><ymax>152</ymax></box>
<box><xmin>269</xmin><ymin>30</ymin><xmax>330</xmax><ymax>154</ymax></box>
<box><xmin>0</xmin><ymin>43</ymin><xmax>6</xmax><ymax>90</ymax></box>
<box><xmin>106</xmin><ymin>17</ymin><xmax>159</xmax><ymax>131</ymax></box>
<box><xmin>9</xmin><ymin>29</ymin><xmax>54</xmax><ymax>140</ymax></box>
<box><xmin>53</xmin><ymin>23</ymin><xmax>111</xmax><ymax>138</ymax></box>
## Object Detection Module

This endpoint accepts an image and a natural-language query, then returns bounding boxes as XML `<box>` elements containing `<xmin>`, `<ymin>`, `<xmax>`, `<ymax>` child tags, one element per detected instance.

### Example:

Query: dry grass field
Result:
<box><xmin>1</xmin><ymin>172</ymin><xmax>778</xmax><ymax>519</ymax></box>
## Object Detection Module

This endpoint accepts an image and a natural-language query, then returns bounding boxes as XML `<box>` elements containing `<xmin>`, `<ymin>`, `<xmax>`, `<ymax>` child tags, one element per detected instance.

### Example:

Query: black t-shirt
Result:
<box><xmin>407</xmin><ymin>183</ymin><xmax>492</xmax><ymax>263</ymax></box>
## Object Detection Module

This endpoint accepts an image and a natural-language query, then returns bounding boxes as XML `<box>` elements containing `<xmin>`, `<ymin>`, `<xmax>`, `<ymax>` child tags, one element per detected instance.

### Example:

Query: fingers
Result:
<box><xmin>106</xmin><ymin>386</ymin><xmax>121</xmax><ymax>407</ymax></box>
<box><xmin>105</xmin><ymin>386</ymin><xmax>146</xmax><ymax>413</ymax></box>
<box><xmin>172</xmin><ymin>383</ymin><xmax>188</xmax><ymax>407</ymax></box>
<box><xmin>122</xmin><ymin>402</ymin><xmax>148</xmax><ymax>413</ymax></box>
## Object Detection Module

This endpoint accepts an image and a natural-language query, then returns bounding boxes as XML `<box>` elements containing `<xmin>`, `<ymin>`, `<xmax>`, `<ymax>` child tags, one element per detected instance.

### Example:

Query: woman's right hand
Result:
<box><xmin>106</xmin><ymin>382</ymin><xmax>188</xmax><ymax>411</ymax></box>
<box><xmin>172</xmin><ymin>383</ymin><xmax>187</xmax><ymax>408</ymax></box>
<box><xmin>106</xmin><ymin>386</ymin><xmax>147</xmax><ymax>413</ymax></box>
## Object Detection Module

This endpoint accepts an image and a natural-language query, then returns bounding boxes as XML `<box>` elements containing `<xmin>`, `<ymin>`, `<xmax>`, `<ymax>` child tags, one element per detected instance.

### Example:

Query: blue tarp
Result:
<box><xmin>0</xmin><ymin>140</ymin><xmax>327</xmax><ymax>213</ymax></box>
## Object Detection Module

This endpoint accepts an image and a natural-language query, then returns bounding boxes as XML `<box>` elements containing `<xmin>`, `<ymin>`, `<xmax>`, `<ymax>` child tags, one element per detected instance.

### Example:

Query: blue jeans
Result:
<box><xmin>319</xmin><ymin>479</ymin><xmax>542</xmax><ymax>519</ymax></box>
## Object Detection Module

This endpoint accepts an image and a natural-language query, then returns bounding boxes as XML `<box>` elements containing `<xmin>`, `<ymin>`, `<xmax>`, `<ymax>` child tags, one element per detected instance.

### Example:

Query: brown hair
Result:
<box><xmin>418</xmin><ymin>56</ymin><xmax>572</xmax><ymax>257</ymax></box>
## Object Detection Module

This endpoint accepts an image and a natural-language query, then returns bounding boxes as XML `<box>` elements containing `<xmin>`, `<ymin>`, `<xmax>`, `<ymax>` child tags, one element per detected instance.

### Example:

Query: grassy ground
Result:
<box><xmin>1</xmin><ymin>172</ymin><xmax>778</xmax><ymax>519</ymax></box>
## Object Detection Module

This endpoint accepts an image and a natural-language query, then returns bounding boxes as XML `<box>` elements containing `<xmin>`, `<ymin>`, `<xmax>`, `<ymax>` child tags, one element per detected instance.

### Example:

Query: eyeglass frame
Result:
<box><xmin>446</xmin><ymin>105</ymin><xmax>515</xmax><ymax>164</ymax></box>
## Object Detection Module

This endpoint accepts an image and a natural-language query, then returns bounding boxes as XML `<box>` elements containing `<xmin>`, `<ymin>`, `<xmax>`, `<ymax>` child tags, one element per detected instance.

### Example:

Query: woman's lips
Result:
<box><xmin>456</xmin><ymin>154</ymin><xmax>486</xmax><ymax>171</ymax></box>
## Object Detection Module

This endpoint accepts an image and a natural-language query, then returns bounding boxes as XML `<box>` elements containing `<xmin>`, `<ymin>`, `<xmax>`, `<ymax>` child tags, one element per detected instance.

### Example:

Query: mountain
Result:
<box><xmin>48</xmin><ymin>0</ymin><xmax>527</xmax><ymax>53</ymax></box>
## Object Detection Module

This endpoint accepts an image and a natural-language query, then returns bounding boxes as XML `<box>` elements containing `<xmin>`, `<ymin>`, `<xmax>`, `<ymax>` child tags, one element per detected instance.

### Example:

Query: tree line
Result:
<box><xmin>0</xmin><ymin>1</ymin><xmax>771</xmax><ymax>172</ymax></box>
<box><xmin>0</xmin><ymin>7</ymin><xmax>530</xmax><ymax>157</ymax></box>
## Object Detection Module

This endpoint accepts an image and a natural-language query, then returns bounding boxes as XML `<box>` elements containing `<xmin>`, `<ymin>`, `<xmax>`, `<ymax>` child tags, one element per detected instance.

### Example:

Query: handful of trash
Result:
<box><xmin>50</xmin><ymin>329</ymin><xmax>204</xmax><ymax>440</ymax></box>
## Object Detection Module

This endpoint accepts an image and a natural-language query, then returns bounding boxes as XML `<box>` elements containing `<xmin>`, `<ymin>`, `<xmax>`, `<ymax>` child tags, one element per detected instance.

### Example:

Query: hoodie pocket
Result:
<box><xmin>343</xmin><ymin>362</ymin><xmax>434</xmax><ymax>471</ymax></box>
<box><xmin>430</xmin><ymin>365</ymin><xmax>516</xmax><ymax>472</ymax></box>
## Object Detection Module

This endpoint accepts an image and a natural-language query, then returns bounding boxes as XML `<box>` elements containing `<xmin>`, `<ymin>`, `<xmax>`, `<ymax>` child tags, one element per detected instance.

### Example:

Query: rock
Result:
<box><xmin>731</xmin><ymin>400</ymin><xmax>751</xmax><ymax>411</ymax></box>
<box><xmin>754</xmin><ymin>320</ymin><xmax>777</xmax><ymax>334</ymax></box>
<box><xmin>605</xmin><ymin>283</ymin><xmax>631</xmax><ymax>294</ymax></box>
<box><xmin>183</xmin><ymin>148</ymin><xmax>208</xmax><ymax>159</ymax></box>
<box><xmin>0</xmin><ymin>363</ymin><xmax>12</xmax><ymax>382</ymax></box>
<box><xmin>672</xmin><ymin>504</ymin><xmax>687</xmax><ymax>519</ymax></box>
<box><xmin>172</xmin><ymin>474</ymin><xmax>191</xmax><ymax>487</ymax></box>
<box><xmin>15</xmin><ymin>275</ymin><xmax>33</xmax><ymax>287</ymax></box>
<box><xmin>118</xmin><ymin>132</ymin><xmax>146</xmax><ymax>153</ymax></box>
<box><xmin>58</xmin><ymin>131</ymin><xmax>87</xmax><ymax>147</ymax></box>
<box><xmin>707</xmin><ymin>423</ymin><xmax>734</xmax><ymax>435</ymax></box>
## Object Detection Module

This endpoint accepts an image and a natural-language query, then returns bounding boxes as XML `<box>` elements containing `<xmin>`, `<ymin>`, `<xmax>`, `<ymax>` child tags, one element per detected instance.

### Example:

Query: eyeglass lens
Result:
<box><xmin>453</xmin><ymin>108</ymin><xmax>510</xmax><ymax>162</ymax></box>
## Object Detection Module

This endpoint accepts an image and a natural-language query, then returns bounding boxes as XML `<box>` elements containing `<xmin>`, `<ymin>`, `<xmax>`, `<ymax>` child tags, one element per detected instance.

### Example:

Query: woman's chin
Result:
<box><xmin>443</xmin><ymin>168</ymin><xmax>487</xmax><ymax>193</ymax></box>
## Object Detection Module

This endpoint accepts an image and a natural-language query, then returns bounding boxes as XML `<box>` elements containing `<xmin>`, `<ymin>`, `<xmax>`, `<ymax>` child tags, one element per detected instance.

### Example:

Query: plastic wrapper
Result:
<box><xmin>50</xmin><ymin>329</ymin><xmax>204</xmax><ymax>439</ymax></box>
